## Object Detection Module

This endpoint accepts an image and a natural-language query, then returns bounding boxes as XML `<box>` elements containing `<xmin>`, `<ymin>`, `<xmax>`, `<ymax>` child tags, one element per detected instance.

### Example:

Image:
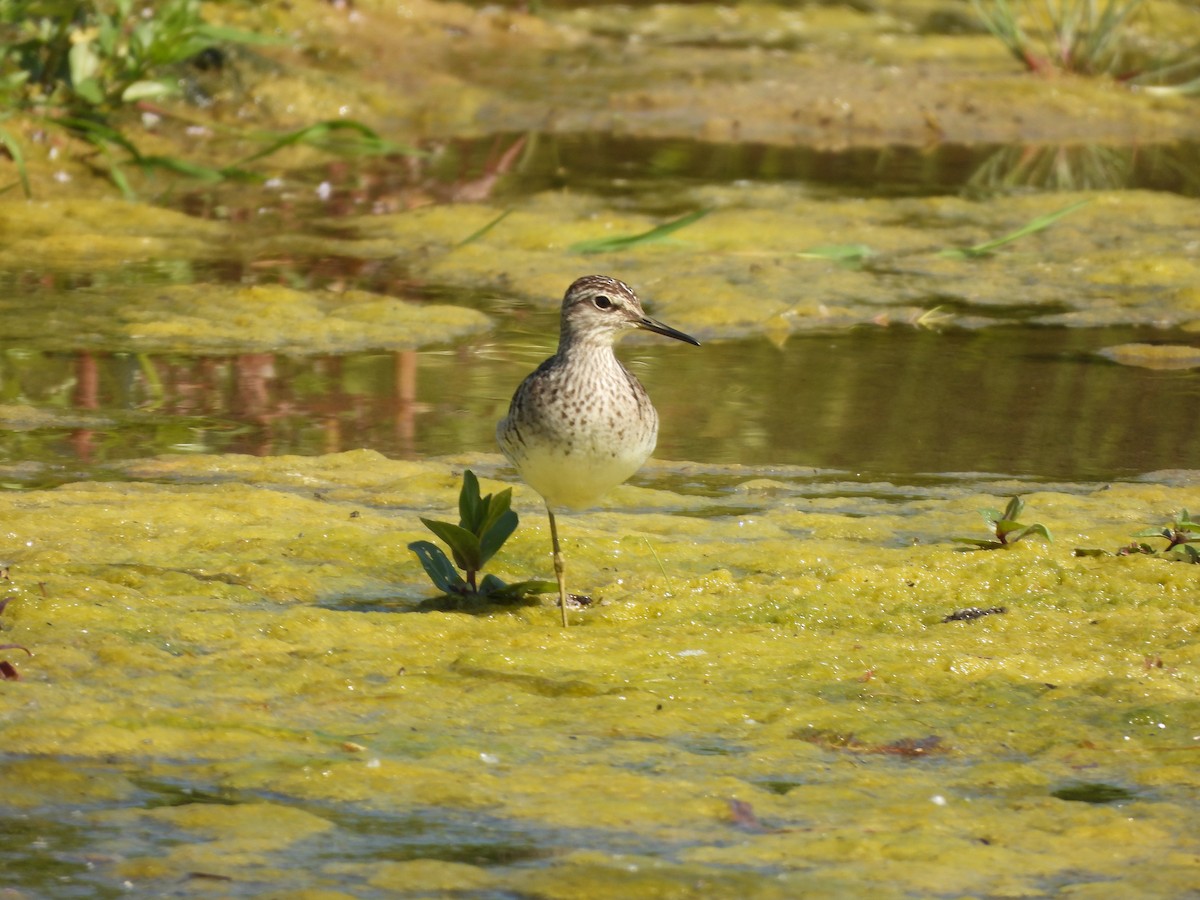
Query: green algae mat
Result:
<box><xmin>1</xmin><ymin>453</ymin><xmax>1197</xmax><ymax>897</ymax></box>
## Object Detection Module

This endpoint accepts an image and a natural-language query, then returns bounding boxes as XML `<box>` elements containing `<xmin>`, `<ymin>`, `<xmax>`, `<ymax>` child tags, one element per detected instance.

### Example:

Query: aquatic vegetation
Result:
<box><xmin>939</xmin><ymin>198</ymin><xmax>1091</xmax><ymax>259</ymax></box>
<box><xmin>1076</xmin><ymin>509</ymin><xmax>1200</xmax><ymax>562</ymax></box>
<box><xmin>971</xmin><ymin>0</ymin><xmax>1200</xmax><ymax>93</ymax></box>
<box><xmin>0</xmin><ymin>0</ymin><xmax>406</xmax><ymax>197</ymax></box>
<box><xmin>796</xmin><ymin>243</ymin><xmax>876</xmax><ymax>265</ymax></box>
<box><xmin>967</xmin><ymin>143</ymin><xmax>1136</xmax><ymax>193</ymax></box>
<box><xmin>409</xmin><ymin>470</ymin><xmax>556</xmax><ymax>602</ymax></box>
<box><xmin>0</xmin><ymin>0</ymin><xmax>270</xmax><ymax>110</ymax></box>
<box><xmin>0</xmin><ymin>0</ymin><xmax>264</xmax><ymax>195</ymax></box>
<box><xmin>456</xmin><ymin>208</ymin><xmax>516</xmax><ymax>248</ymax></box>
<box><xmin>799</xmin><ymin>199</ymin><xmax>1090</xmax><ymax>269</ymax></box>
<box><xmin>569</xmin><ymin>209</ymin><xmax>711</xmax><ymax>255</ymax></box>
<box><xmin>1132</xmin><ymin>509</ymin><xmax>1200</xmax><ymax>561</ymax></box>
<box><xmin>971</xmin><ymin>0</ymin><xmax>1143</xmax><ymax>76</ymax></box>
<box><xmin>952</xmin><ymin>496</ymin><xmax>1053</xmax><ymax>549</ymax></box>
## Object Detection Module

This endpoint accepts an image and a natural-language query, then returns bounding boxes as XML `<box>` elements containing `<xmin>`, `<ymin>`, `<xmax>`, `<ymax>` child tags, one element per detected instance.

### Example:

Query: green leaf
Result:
<box><xmin>474</xmin><ymin>574</ymin><xmax>558</xmax><ymax>601</ymax></box>
<box><xmin>138</xmin><ymin>154</ymin><xmax>229</xmax><ymax>181</ymax></box>
<box><xmin>478</xmin><ymin>487</ymin><xmax>513</xmax><ymax>540</ymax></box>
<box><xmin>57</xmin><ymin>116</ymin><xmax>141</xmax><ymax>156</ymax></box>
<box><xmin>0</xmin><ymin>71</ymin><xmax>30</xmax><ymax>92</ymax></box>
<box><xmin>1137</xmin><ymin>74</ymin><xmax>1200</xmax><ymax>97</ymax></box>
<box><xmin>951</xmin><ymin>537</ymin><xmax>1005</xmax><ymax>550</ymax></box>
<box><xmin>1012</xmin><ymin>523</ymin><xmax>1053</xmax><ymax>543</ymax></box>
<box><xmin>486</xmin><ymin>578</ymin><xmax>559</xmax><ymax>599</ymax></box>
<box><xmin>121</xmin><ymin>79</ymin><xmax>178</xmax><ymax>102</ymax></box>
<box><xmin>978</xmin><ymin>507</ymin><xmax>1004</xmax><ymax>527</ymax></box>
<box><xmin>106</xmin><ymin>158</ymin><xmax>135</xmax><ymax>200</ymax></box>
<box><xmin>1132</xmin><ymin>526</ymin><xmax>1171</xmax><ymax>539</ymax></box>
<box><xmin>420</xmin><ymin>518</ymin><xmax>483</xmax><ymax>572</ymax></box>
<box><xmin>941</xmin><ymin>199</ymin><xmax>1091</xmax><ymax>259</ymax></box>
<box><xmin>68</xmin><ymin>39</ymin><xmax>101</xmax><ymax>85</ymax></box>
<box><xmin>797</xmin><ymin>243</ymin><xmax>875</xmax><ymax>263</ymax></box>
<box><xmin>477</xmin><ymin>573</ymin><xmax>510</xmax><ymax>597</ymax></box>
<box><xmin>458</xmin><ymin>469</ymin><xmax>482</xmax><ymax>531</ymax></box>
<box><xmin>479</xmin><ymin>508</ymin><xmax>518</xmax><ymax>566</ymax></box>
<box><xmin>495</xmin><ymin>580</ymin><xmax>559</xmax><ymax>599</ymax></box>
<box><xmin>569</xmin><ymin>209</ymin><xmax>710</xmax><ymax>255</ymax></box>
<box><xmin>235</xmin><ymin>120</ymin><xmax>415</xmax><ymax>166</ymax></box>
<box><xmin>0</xmin><ymin>124</ymin><xmax>30</xmax><ymax>198</ymax></box>
<box><xmin>456</xmin><ymin>208</ymin><xmax>514</xmax><ymax>248</ymax></box>
<box><xmin>994</xmin><ymin>517</ymin><xmax>1025</xmax><ymax>537</ymax></box>
<box><xmin>408</xmin><ymin>541</ymin><xmax>467</xmax><ymax>595</ymax></box>
<box><xmin>73</xmin><ymin>78</ymin><xmax>105</xmax><ymax>106</ymax></box>
<box><xmin>1002</xmin><ymin>496</ymin><xmax>1025</xmax><ymax>521</ymax></box>
<box><xmin>193</xmin><ymin>23</ymin><xmax>291</xmax><ymax>46</ymax></box>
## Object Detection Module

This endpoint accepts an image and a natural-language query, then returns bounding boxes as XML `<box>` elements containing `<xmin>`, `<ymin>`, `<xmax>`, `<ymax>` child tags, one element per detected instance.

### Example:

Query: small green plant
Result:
<box><xmin>1074</xmin><ymin>510</ymin><xmax>1200</xmax><ymax>562</ymax></box>
<box><xmin>0</xmin><ymin>1</ymin><xmax>410</xmax><ymax>197</ymax></box>
<box><xmin>970</xmin><ymin>0</ymin><xmax>1144</xmax><ymax>76</ymax></box>
<box><xmin>0</xmin><ymin>0</ymin><xmax>274</xmax><ymax>112</ymax></box>
<box><xmin>408</xmin><ymin>470</ymin><xmax>556</xmax><ymax>602</ymax></box>
<box><xmin>1132</xmin><ymin>509</ymin><xmax>1200</xmax><ymax>562</ymax></box>
<box><xmin>970</xmin><ymin>0</ymin><xmax>1200</xmax><ymax>93</ymax></box>
<box><xmin>953</xmin><ymin>496</ymin><xmax>1053</xmax><ymax>549</ymax></box>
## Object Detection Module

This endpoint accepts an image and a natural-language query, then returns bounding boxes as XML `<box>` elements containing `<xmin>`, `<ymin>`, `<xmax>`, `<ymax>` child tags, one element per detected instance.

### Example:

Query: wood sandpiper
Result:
<box><xmin>497</xmin><ymin>275</ymin><xmax>700</xmax><ymax>626</ymax></box>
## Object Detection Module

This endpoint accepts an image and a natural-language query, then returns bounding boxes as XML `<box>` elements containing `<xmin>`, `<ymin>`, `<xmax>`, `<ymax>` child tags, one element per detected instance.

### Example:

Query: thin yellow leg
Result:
<box><xmin>547</xmin><ymin>505</ymin><xmax>568</xmax><ymax>627</ymax></box>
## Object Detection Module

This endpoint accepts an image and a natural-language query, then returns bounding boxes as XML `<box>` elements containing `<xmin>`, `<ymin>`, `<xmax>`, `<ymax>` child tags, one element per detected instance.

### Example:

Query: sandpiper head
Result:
<box><xmin>560</xmin><ymin>275</ymin><xmax>700</xmax><ymax>348</ymax></box>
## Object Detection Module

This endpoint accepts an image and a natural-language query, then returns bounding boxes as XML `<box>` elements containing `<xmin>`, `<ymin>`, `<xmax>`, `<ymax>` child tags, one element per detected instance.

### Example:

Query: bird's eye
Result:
<box><xmin>593</xmin><ymin>295</ymin><xmax>613</xmax><ymax>310</ymax></box>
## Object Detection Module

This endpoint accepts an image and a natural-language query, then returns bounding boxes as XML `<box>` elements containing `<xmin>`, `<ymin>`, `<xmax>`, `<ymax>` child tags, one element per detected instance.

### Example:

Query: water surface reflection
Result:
<box><xmin>1</xmin><ymin>323</ymin><xmax>1195</xmax><ymax>487</ymax></box>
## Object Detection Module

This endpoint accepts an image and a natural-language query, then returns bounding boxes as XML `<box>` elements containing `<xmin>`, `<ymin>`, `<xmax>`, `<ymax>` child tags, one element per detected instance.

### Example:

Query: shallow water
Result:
<box><xmin>2</xmin><ymin>319</ymin><xmax>1197</xmax><ymax>488</ymax></box>
<box><xmin>410</xmin><ymin>133</ymin><xmax>1200</xmax><ymax>200</ymax></box>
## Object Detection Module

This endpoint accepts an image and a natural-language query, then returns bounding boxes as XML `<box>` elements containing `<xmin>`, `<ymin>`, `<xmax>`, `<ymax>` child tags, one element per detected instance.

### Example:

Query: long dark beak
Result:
<box><xmin>638</xmin><ymin>316</ymin><xmax>700</xmax><ymax>346</ymax></box>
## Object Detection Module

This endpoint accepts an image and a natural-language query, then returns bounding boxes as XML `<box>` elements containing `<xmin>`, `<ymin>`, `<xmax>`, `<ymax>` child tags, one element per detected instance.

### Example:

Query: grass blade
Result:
<box><xmin>236</xmin><ymin>120</ymin><xmax>417</xmax><ymax>166</ymax></box>
<box><xmin>193</xmin><ymin>23</ymin><xmax>291</xmax><ymax>46</ymax></box>
<box><xmin>1137</xmin><ymin>75</ymin><xmax>1200</xmax><ymax>96</ymax></box>
<box><xmin>138</xmin><ymin>154</ymin><xmax>234</xmax><ymax>182</ymax></box>
<box><xmin>0</xmin><ymin>123</ymin><xmax>30</xmax><ymax>198</ymax></box>
<box><xmin>797</xmin><ymin>243</ymin><xmax>875</xmax><ymax>263</ymax></box>
<box><xmin>570</xmin><ymin>209</ymin><xmax>710</xmax><ymax>255</ymax></box>
<box><xmin>941</xmin><ymin>198</ymin><xmax>1091</xmax><ymax>258</ymax></box>
<box><xmin>456</xmin><ymin>208</ymin><xmax>514</xmax><ymax>248</ymax></box>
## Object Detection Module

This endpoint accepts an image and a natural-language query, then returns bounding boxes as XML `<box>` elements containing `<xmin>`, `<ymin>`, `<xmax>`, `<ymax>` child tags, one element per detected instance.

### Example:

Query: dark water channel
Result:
<box><xmin>1</xmin><ymin>318</ymin><xmax>1196</xmax><ymax>488</ymax></box>
<box><xmin>444</xmin><ymin>134</ymin><xmax>1200</xmax><ymax>200</ymax></box>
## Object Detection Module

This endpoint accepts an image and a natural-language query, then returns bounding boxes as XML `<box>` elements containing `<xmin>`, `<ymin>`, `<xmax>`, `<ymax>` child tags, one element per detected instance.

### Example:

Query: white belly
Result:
<box><xmin>507</xmin><ymin>433</ymin><xmax>656</xmax><ymax>511</ymax></box>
